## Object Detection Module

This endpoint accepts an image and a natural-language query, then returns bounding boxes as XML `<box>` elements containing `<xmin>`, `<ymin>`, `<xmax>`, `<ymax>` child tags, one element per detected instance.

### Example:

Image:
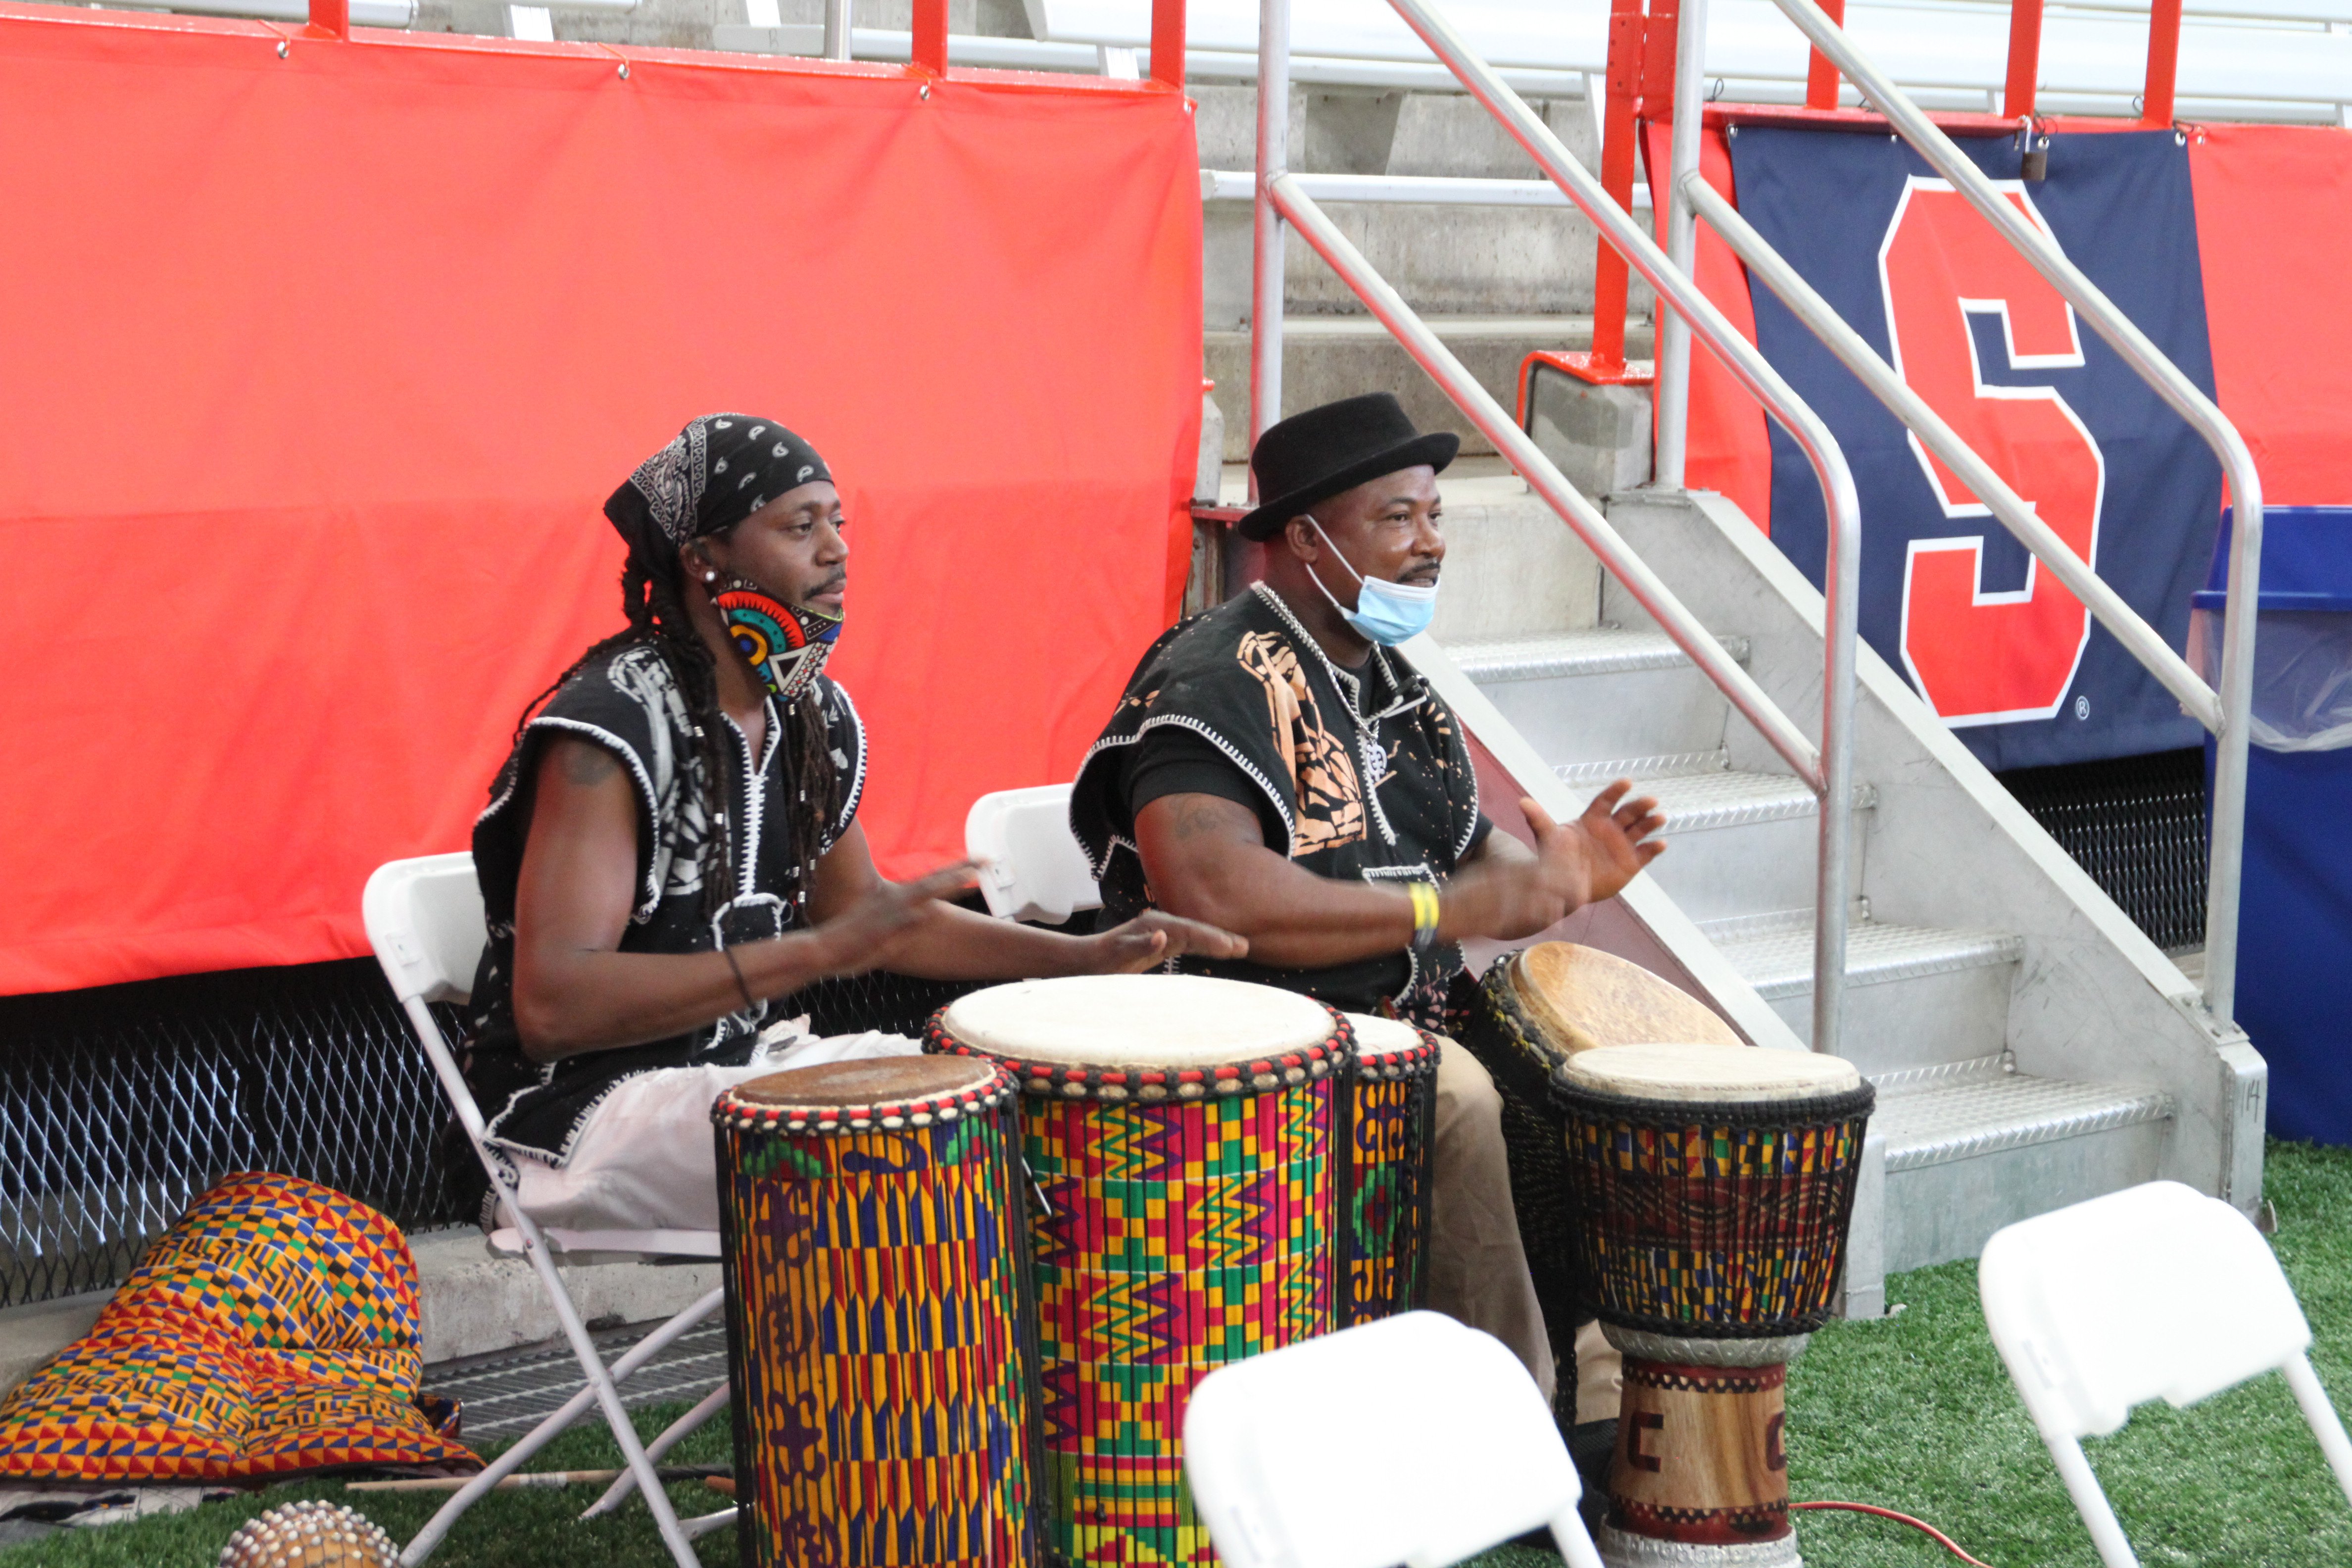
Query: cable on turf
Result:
<box><xmin>1792</xmin><ymin>1500</ymin><xmax>1998</xmax><ymax>1567</ymax></box>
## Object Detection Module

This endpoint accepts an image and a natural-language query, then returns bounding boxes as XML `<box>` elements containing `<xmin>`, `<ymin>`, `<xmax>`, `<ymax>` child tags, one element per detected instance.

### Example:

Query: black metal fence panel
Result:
<box><xmin>0</xmin><ymin>961</ymin><xmax>471</xmax><ymax>1311</ymax></box>
<box><xmin>0</xmin><ymin>957</ymin><xmax>986</xmax><ymax>1312</ymax></box>
<box><xmin>1998</xmin><ymin>746</ymin><xmax>2210</xmax><ymax>954</ymax></box>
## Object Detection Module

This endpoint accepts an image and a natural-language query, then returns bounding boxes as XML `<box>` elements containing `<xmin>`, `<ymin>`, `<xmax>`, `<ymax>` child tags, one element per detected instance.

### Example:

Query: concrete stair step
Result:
<box><xmin>1448</xmin><ymin>628</ymin><xmax>1751</xmax><ymax>684</ymax></box>
<box><xmin>1628</xmin><ymin>761</ymin><xmax>1871</xmax><ymax>833</ymax></box>
<box><xmin>1865</xmin><ymin>1058</ymin><xmax>2175</xmax><ymax>1275</ymax></box>
<box><xmin>1448</xmin><ymin>627</ymin><xmax>1745</xmax><ymax>767</ymax></box>
<box><xmin>1715</xmin><ymin>919</ymin><xmax>2022</xmax><ymax>999</ymax></box>
<box><xmin>1712</xmin><ymin>916</ymin><xmax>2023</xmax><ymax>1069</ymax></box>
<box><xmin>1206</xmin><ymin>315</ymin><xmax>1655</xmax><ymax>462</ymax></box>
<box><xmin>1550</xmin><ymin>757</ymin><xmax>1873</xmax><ymax>924</ymax></box>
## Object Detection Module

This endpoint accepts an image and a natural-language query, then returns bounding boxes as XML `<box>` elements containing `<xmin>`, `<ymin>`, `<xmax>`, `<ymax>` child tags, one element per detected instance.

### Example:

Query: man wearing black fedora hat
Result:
<box><xmin>1070</xmin><ymin>392</ymin><xmax>1667</xmax><ymax>1419</ymax></box>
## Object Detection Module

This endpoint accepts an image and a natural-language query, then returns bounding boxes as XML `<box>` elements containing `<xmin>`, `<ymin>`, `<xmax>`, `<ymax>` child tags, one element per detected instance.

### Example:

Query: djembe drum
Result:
<box><xmin>927</xmin><ymin>974</ymin><xmax>1346</xmax><ymax>1568</ymax></box>
<box><xmin>1458</xmin><ymin>943</ymin><xmax>1746</xmax><ymax>1360</ymax></box>
<box><xmin>1552</xmin><ymin>1042</ymin><xmax>1874</xmax><ymax>1567</ymax></box>
<box><xmin>712</xmin><ymin>1058</ymin><xmax>1042</xmax><ymax>1568</ymax></box>
<box><xmin>1337</xmin><ymin>1012</ymin><xmax>1440</xmax><ymax>1325</ymax></box>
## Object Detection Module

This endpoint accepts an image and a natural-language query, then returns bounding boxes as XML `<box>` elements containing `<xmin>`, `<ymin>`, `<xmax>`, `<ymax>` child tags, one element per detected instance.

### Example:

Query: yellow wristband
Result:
<box><xmin>1407</xmin><ymin>880</ymin><xmax>1442</xmax><ymax>954</ymax></box>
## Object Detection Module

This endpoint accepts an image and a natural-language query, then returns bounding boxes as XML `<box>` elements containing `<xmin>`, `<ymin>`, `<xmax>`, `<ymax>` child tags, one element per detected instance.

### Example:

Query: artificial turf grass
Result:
<box><xmin>9</xmin><ymin>1139</ymin><xmax>2352</xmax><ymax>1567</ymax></box>
<box><xmin>0</xmin><ymin>1395</ymin><xmax>743</xmax><ymax>1567</ymax></box>
<box><xmin>1776</xmin><ymin>1139</ymin><xmax>2352</xmax><ymax>1568</ymax></box>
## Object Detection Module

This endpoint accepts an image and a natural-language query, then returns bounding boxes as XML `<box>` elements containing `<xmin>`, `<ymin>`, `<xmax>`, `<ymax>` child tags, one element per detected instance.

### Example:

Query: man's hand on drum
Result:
<box><xmin>1439</xmin><ymin>780</ymin><xmax>1666</xmax><ymax>943</ymax></box>
<box><xmin>798</xmin><ymin>824</ymin><xmax>1248</xmax><ymax>986</ymax></box>
<box><xmin>1083</xmin><ymin>911</ymin><xmax>1251</xmax><ymax>974</ymax></box>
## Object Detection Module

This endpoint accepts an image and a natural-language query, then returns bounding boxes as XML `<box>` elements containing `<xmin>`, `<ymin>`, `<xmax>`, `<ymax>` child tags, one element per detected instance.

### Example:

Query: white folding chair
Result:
<box><xmin>965</xmin><ymin>782</ymin><xmax>1102</xmax><ymax>925</ymax></box>
<box><xmin>1980</xmin><ymin>1179</ymin><xmax>2352</xmax><ymax>1568</ymax></box>
<box><xmin>1183</xmin><ymin>1311</ymin><xmax>1606</xmax><ymax>1568</ymax></box>
<box><xmin>362</xmin><ymin>853</ymin><xmax>734</xmax><ymax>1566</ymax></box>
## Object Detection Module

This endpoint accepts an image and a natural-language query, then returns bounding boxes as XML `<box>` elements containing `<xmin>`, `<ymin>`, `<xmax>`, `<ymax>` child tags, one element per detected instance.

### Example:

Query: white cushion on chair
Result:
<box><xmin>965</xmin><ymin>783</ymin><xmax>1102</xmax><ymax>924</ymax></box>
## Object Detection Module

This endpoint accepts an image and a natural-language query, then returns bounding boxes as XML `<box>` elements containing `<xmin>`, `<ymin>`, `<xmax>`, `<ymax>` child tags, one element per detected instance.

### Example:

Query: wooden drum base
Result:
<box><xmin>1597</xmin><ymin>1332</ymin><xmax>1807</xmax><ymax>1568</ymax></box>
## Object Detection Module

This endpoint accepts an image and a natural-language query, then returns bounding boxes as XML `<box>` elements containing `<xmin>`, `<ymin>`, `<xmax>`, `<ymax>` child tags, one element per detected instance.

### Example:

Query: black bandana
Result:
<box><xmin>603</xmin><ymin>413</ymin><xmax>833</xmax><ymax>547</ymax></box>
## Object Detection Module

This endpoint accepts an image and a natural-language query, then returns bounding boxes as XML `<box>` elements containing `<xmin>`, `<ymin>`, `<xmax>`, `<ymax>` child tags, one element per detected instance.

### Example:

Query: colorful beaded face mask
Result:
<box><xmin>716</xmin><ymin>580</ymin><xmax>843</xmax><ymax>705</ymax></box>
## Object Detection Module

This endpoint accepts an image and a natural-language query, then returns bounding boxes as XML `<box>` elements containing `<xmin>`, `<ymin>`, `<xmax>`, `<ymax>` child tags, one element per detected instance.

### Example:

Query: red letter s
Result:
<box><xmin>1880</xmin><ymin>179</ymin><xmax>2105</xmax><ymax>725</ymax></box>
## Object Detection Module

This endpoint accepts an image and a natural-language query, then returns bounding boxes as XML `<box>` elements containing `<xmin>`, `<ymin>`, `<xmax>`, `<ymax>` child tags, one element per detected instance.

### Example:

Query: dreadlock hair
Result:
<box><xmin>511</xmin><ymin>524</ymin><xmax>840</xmax><ymax>931</ymax></box>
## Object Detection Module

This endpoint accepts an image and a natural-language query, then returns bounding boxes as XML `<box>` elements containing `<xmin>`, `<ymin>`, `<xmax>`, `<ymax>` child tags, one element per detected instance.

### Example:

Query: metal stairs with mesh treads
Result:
<box><xmin>1406</xmin><ymin>480</ymin><xmax>2262</xmax><ymax>1313</ymax></box>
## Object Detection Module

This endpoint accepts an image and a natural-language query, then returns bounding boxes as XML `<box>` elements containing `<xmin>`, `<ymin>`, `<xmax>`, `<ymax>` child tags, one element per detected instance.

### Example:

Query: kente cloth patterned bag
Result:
<box><xmin>0</xmin><ymin>1173</ymin><xmax>477</xmax><ymax>1481</ymax></box>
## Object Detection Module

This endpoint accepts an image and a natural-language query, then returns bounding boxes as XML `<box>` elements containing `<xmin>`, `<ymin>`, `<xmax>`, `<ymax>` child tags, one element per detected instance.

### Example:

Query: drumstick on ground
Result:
<box><xmin>348</xmin><ymin>1466</ymin><xmax>727</xmax><ymax>1494</ymax></box>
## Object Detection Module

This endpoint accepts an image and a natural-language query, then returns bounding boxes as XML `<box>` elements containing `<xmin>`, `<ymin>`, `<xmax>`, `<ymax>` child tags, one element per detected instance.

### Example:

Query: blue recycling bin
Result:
<box><xmin>2195</xmin><ymin>507</ymin><xmax>2352</xmax><ymax>1143</ymax></box>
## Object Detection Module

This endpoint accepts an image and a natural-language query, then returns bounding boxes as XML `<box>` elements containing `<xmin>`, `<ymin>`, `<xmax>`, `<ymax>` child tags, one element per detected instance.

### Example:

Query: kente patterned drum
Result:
<box><xmin>1550</xmin><ymin>1042</ymin><xmax>1873</xmax><ymax>1568</ymax></box>
<box><xmin>927</xmin><ymin>975</ymin><xmax>1345</xmax><ymax>1568</ymax></box>
<box><xmin>1336</xmin><ymin>1013</ymin><xmax>1439</xmax><ymax>1326</ymax></box>
<box><xmin>712</xmin><ymin>1057</ymin><xmax>1041</xmax><ymax>1568</ymax></box>
<box><xmin>1456</xmin><ymin>944</ymin><xmax>1746</xmax><ymax>1357</ymax></box>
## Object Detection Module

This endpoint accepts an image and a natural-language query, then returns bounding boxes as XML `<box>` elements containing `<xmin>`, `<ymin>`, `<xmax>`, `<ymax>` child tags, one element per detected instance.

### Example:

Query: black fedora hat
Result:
<box><xmin>1236</xmin><ymin>392</ymin><xmax>1460</xmax><ymax>541</ymax></box>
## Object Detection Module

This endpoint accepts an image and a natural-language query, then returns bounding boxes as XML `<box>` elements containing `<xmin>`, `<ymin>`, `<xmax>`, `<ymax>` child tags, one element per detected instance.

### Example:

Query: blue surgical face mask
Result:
<box><xmin>1305</xmin><ymin>517</ymin><xmax>1439</xmax><ymax>645</ymax></box>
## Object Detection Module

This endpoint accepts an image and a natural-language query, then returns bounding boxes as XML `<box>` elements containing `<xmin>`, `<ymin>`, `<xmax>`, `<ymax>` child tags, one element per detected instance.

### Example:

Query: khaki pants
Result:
<box><xmin>1428</xmin><ymin>1037</ymin><xmax>1562</xmax><ymax>1407</ymax></box>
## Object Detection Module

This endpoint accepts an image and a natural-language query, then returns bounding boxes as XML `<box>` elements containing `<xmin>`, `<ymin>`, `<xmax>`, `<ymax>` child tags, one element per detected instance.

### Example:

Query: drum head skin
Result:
<box><xmin>731</xmin><ymin>1056</ymin><xmax>1000</xmax><ymax>1110</ymax></box>
<box><xmin>1341</xmin><ymin>1012</ymin><xmax>1422</xmax><ymax>1062</ymax></box>
<box><xmin>713</xmin><ymin>1056</ymin><xmax>1014</xmax><ymax>1134</ymax></box>
<box><xmin>1511</xmin><ymin>942</ymin><xmax>1743</xmax><ymax>1056</ymax></box>
<box><xmin>942</xmin><ymin>974</ymin><xmax>1334</xmax><ymax>1069</ymax></box>
<box><xmin>1558</xmin><ymin>1041</ymin><xmax>1863</xmax><ymax>1103</ymax></box>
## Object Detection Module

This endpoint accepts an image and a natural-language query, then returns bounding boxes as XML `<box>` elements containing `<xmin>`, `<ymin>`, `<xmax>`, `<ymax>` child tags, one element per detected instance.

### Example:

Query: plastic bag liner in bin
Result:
<box><xmin>2192</xmin><ymin>506</ymin><xmax>2352</xmax><ymax>1143</ymax></box>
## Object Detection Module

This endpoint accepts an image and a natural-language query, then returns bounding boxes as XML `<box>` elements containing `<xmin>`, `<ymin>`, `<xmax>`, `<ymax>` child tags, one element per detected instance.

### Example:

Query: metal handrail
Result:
<box><xmin>1253</xmin><ymin>0</ymin><xmax>1865</xmax><ymax>1057</ymax></box>
<box><xmin>1381</xmin><ymin>0</ymin><xmax>1862</xmax><ymax>1057</ymax></box>
<box><xmin>1708</xmin><ymin>0</ymin><xmax>2262</xmax><ymax>1026</ymax></box>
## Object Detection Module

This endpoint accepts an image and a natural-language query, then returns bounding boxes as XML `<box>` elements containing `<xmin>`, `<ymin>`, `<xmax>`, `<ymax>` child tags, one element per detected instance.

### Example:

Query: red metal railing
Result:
<box><xmin>1542</xmin><ymin>0</ymin><xmax>2188</xmax><ymax>390</ymax></box>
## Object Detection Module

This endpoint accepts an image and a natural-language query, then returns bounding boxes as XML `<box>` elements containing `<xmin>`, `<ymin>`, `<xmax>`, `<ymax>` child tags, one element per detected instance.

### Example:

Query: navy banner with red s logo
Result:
<box><xmin>1728</xmin><ymin>127</ymin><xmax>2224</xmax><ymax>770</ymax></box>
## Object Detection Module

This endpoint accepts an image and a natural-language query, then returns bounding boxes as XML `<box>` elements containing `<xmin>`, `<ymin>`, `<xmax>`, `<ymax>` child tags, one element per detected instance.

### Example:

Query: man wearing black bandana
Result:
<box><xmin>462</xmin><ymin>413</ymin><xmax>1242</xmax><ymax>1234</ymax></box>
<box><xmin>1072</xmin><ymin>392</ymin><xmax>1667</xmax><ymax>1434</ymax></box>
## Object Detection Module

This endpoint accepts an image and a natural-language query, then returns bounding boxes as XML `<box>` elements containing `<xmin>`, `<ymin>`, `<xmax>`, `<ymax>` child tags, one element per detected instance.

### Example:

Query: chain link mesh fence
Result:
<box><xmin>0</xmin><ymin>955</ymin><xmax>989</xmax><ymax>1313</ymax></box>
<box><xmin>1997</xmin><ymin>745</ymin><xmax>2210</xmax><ymax>954</ymax></box>
<box><xmin>0</xmin><ymin>961</ymin><xmax>472</xmax><ymax>1312</ymax></box>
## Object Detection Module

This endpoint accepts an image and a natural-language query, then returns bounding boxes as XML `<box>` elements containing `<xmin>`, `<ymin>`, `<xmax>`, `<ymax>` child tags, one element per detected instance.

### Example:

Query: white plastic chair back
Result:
<box><xmin>965</xmin><ymin>783</ymin><xmax>1102</xmax><ymax>925</ymax></box>
<box><xmin>1184</xmin><ymin>1311</ymin><xmax>1604</xmax><ymax>1568</ymax></box>
<box><xmin>1980</xmin><ymin>1180</ymin><xmax>2352</xmax><ymax>1568</ymax></box>
<box><xmin>362</xmin><ymin>851</ymin><xmax>488</xmax><ymax>1006</ymax></box>
<box><xmin>1983</xmin><ymin>1179</ymin><xmax>2308</xmax><ymax>1438</ymax></box>
<box><xmin>359</xmin><ymin>851</ymin><xmax>725</xmax><ymax>1564</ymax></box>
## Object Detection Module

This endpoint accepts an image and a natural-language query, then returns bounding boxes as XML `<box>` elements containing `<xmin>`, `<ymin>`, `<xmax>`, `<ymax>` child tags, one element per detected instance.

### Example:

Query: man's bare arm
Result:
<box><xmin>1134</xmin><ymin>782</ymin><xmax>1669</xmax><ymax>963</ymax></box>
<box><xmin>807</xmin><ymin>822</ymin><xmax>1248</xmax><ymax>979</ymax></box>
<box><xmin>508</xmin><ymin>739</ymin><xmax>973</xmax><ymax>1062</ymax></box>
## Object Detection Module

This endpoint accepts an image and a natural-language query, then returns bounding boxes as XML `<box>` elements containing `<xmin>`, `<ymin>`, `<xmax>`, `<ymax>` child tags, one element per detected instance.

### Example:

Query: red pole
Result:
<box><xmin>2004</xmin><ymin>0</ymin><xmax>2043</xmax><ymax>118</ymax></box>
<box><xmin>1592</xmin><ymin>0</ymin><xmax>1645</xmax><ymax>370</ymax></box>
<box><xmin>1149</xmin><ymin>0</ymin><xmax>1186</xmax><ymax>88</ymax></box>
<box><xmin>2142</xmin><ymin>0</ymin><xmax>2182</xmax><ymax>125</ymax></box>
<box><xmin>1805</xmin><ymin>0</ymin><xmax>1844</xmax><ymax>109</ymax></box>
<box><xmin>912</xmin><ymin>0</ymin><xmax>947</xmax><ymax>74</ymax></box>
<box><xmin>306</xmin><ymin>0</ymin><xmax>347</xmax><ymax>39</ymax></box>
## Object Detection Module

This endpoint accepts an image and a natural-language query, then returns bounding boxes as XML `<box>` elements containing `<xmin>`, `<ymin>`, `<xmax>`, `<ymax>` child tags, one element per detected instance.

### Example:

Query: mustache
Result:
<box><xmin>807</xmin><ymin>573</ymin><xmax>847</xmax><ymax>598</ymax></box>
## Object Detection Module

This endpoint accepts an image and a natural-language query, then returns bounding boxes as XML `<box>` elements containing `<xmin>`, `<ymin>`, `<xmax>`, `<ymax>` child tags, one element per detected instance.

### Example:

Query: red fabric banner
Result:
<box><xmin>0</xmin><ymin>6</ymin><xmax>1202</xmax><ymax>994</ymax></box>
<box><xmin>2189</xmin><ymin>125</ymin><xmax>2352</xmax><ymax>508</ymax></box>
